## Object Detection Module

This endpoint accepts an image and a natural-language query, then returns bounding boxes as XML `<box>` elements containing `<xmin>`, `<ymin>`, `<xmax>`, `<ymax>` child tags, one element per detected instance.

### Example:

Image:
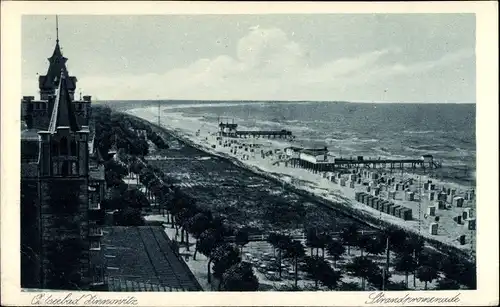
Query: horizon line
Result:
<box><xmin>95</xmin><ymin>99</ymin><xmax>476</xmax><ymax>104</ymax></box>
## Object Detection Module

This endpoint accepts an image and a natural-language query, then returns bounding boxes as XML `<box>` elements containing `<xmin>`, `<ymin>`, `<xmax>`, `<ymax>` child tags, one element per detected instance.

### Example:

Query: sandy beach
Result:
<box><xmin>127</xmin><ymin>106</ymin><xmax>476</xmax><ymax>257</ymax></box>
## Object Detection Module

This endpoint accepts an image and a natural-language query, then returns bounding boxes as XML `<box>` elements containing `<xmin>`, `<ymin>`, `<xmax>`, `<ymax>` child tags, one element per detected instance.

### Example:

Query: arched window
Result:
<box><xmin>70</xmin><ymin>140</ymin><xmax>77</xmax><ymax>156</ymax></box>
<box><xmin>60</xmin><ymin>137</ymin><xmax>68</xmax><ymax>155</ymax></box>
<box><xmin>51</xmin><ymin>141</ymin><xmax>59</xmax><ymax>156</ymax></box>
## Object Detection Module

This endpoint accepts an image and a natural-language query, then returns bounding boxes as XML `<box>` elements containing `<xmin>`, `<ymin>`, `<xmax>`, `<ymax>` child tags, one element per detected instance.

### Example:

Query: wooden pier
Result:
<box><xmin>235</xmin><ymin>130</ymin><xmax>292</xmax><ymax>138</ymax></box>
<box><xmin>286</xmin><ymin>156</ymin><xmax>442</xmax><ymax>172</ymax></box>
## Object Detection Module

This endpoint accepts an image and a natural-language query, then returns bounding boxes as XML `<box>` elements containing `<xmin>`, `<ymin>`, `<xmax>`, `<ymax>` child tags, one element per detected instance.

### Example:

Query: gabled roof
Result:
<box><xmin>48</xmin><ymin>70</ymin><xmax>81</xmax><ymax>133</ymax></box>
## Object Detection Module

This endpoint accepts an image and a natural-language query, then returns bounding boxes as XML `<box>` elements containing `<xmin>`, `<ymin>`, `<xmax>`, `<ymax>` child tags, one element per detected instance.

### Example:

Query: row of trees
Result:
<box><xmin>301</xmin><ymin>222</ymin><xmax>476</xmax><ymax>290</ymax></box>
<box><xmin>94</xmin><ymin>106</ymin><xmax>150</xmax><ymax>158</ymax></box>
<box><xmin>93</xmin><ymin>106</ymin><xmax>476</xmax><ymax>291</ymax></box>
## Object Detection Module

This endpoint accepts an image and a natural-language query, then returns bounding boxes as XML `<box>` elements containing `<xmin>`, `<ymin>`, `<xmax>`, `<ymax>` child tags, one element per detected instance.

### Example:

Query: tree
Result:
<box><xmin>124</xmin><ymin>188</ymin><xmax>150</xmax><ymax>209</ymax></box>
<box><xmin>436</xmin><ymin>278</ymin><xmax>460</xmax><ymax>290</ymax></box>
<box><xmin>356</xmin><ymin>234</ymin><xmax>371</xmax><ymax>257</ymax></box>
<box><xmin>319</xmin><ymin>266</ymin><xmax>342</xmax><ymax>290</ymax></box>
<box><xmin>416</xmin><ymin>265</ymin><xmax>439</xmax><ymax>290</ymax></box>
<box><xmin>304</xmin><ymin>256</ymin><xmax>323</xmax><ymax>289</ymax></box>
<box><xmin>234</xmin><ymin>228</ymin><xmax>250</xmax><ymax>255</ymax></box>
<box><xmin>211</xmin><ymin>244</ymin><xmax>242</xmax><ymax>290</ymax></box>
<box><xmin>283</xmin><ymin>240</ymin><xmax>306</xmax><ymax>288</ymax></box>
<box><xmin>403</xmin><ymin>234</ymin><xmax>425</xmax><ymax>287</ymax></box>
<box><xmin>220</xmin><ymin>262</ymin><xmax>259</xmax><ymax>291</ymax></box>
<box><xmin>325</xmin><ymin>239</ymin><xmax>345</xmax><ymax>268</ymax></box>
<box><xmin>338</xmin><ymin>282</ymin><xmax>362</xmax><ymax>291</ymax></box>
<box><xmin>394</xmin><ymin>253</ymin><xmax>418</xmax><ymax>288</ymax></box>
<box><xmin>383</xmin><ymin>226</ymin><xmax>408</xmax><ymax>255</ymax></box>
<box><xmin>304</xmin><ymin>256</ymin><xmax>341</xmax><ymax>290</ymax></box>
<box><xmin>197</xmin><ymin>229</ymin><xmax>223</xmax><ymax>284</ymax></box>
<box><xmin>187</xmin><ymin>212</ymin><xmax>212</xmax><ymax>260</ymax></box>
<box><xmin>364</xmin><ymin>235</ymin><xmax>385</xmax><ymax>256</ymax></box>
<box><xmin>267</xmin><ymin>232</ymin><xmax>292</xmax><ymax>278</ymax></box>
<box><xmin>340</xmin><ymin>223</ymin><xmax>360</xmax><ymax>255</ymax></box>
<box><xmin>305</xmin><ymin>228</ymin><xmax>330</xmax><ymax>258</ymax></box>
<box><xmin>113</xmin><ymin>208</ymin><xmax>145</xmax><ymax>226</ymax></box>
<box><xmin>345</xmin><ymin>256</ymin><xmax>380</xmax><ymax>290</ymax></box>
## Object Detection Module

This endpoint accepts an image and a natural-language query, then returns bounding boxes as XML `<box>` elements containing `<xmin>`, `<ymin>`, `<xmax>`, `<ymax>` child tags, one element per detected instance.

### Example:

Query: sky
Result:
<box><xmin>22</xmin><ymin>14</ymin><xmax>476</xmax><ymax>103</ymax></box>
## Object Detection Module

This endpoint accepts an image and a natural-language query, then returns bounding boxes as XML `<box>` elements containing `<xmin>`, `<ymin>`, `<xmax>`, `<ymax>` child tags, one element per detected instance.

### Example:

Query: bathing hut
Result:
<box><xmin>428</xmin><ymin>191</ymin><xmax>435</xmax><ymax>201</ymax></box>
<box><xmin>401</xmin><ymin>208</ymin><xmax>413</xmax><ymax>220</ymax></box>
<box><xmin>427</xmin><ymin>206</ymin><xmax>436</xmax><ymax>217</ymax></box>
<box><xmin>429</xmin><ymin>223</ymin><xmax>438</xmax><ymax>235</ymax></box>
<box><xmin>462</xmin><ymin>208</ymin><xmax>472</xmax><ymax>220</ymax></box>
<box><xmin>467</xmin><ymin>218</ymin><xmax>476</xmax><ymax>230</ymax></box>
<box><xmin>436</xmin><ymin>200</ymin><xmax>446</xmax><ymax>210</ymax></box>
<box><xmin>453</xmin><ymin>196</ymin><xmax>464</xmax><ymax>207</ymax></box>
<box><xmin>388</xmin><ymin>191</ymin><xmax>396</xmax><ymax>200</ymax></box>
<box><xmin>405</xmin><ymin>191</ymin><xmax>415</xmax><ymax>201</ymax></box>
<box><xmin>437</xmin><ymin>192</ymin><xmax>447</xmax><ymax>202</ymax></box>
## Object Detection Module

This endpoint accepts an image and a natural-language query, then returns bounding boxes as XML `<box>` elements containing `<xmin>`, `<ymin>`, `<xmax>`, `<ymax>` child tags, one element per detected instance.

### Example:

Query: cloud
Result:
<box><xmin>25</xmin><ymin>27</ymin><xmax>474</xmax><ymax>102</ymax></box>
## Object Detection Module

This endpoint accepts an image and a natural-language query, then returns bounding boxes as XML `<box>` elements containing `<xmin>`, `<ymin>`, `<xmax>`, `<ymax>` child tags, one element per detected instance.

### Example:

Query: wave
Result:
<box><xmin>408</xmin><ymin>143</ymin><xmax>458</xmax><ymax>152</ymax></box>
<box><xmin>403</xmin><ymin>130</ymin><xmax>437</xmax><ymax>135</ymax></box>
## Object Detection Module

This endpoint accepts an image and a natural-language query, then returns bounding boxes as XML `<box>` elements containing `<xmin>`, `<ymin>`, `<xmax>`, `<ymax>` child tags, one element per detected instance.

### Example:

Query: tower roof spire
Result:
<box><xmin>48</xmin><ymin>69</ymin><xmax>81</xmax><ymax>133</ymax></box>
<box><xmin>56</xmin><ymin>15</ymin><xmax>59</xmax><ymax>43</ymax></box>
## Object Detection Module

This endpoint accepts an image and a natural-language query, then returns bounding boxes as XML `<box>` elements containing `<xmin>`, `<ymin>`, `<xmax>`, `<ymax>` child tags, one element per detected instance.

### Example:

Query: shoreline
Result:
<box><xmin>124</xmin><ymin>112</ymin><xmax>474</xmax><ymax>261</ymax></box>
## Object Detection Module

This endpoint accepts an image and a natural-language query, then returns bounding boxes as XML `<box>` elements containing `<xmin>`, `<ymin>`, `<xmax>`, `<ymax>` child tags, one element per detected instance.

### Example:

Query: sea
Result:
<box><xmin>114</xmin><ymin>100</ymin><xmax>476</xmax><ymax>187</ymax></box>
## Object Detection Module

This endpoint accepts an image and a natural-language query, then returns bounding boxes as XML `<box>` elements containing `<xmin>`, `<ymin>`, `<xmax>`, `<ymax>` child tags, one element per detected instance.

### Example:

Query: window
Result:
<box><xmin>61</xmin><ymin>161</ymin><xmax>70</xmax><ymax>176</ymax></box>
<box><xmin>51</xmin><ymin>141</ymin><xmax>59</xmax><ymax>156</ymax></box>
<box><xmin>71</xmin><ymin>162</ymin><xmax>77</xmax><ymax>175</ymax></box>
<box><xmin>60</xmin><ymin>137</ymin><xmax>68</xmax><ymax>155</ymax></box>
<box><xmin>52</xmin><ymin>162</ymin><xmax>59</xmax><ymax>175</ymax></box>
<box><xmin>70</xmin><ymin>140</ymin><xmax>77</xmax><ymax>156</ymax></box>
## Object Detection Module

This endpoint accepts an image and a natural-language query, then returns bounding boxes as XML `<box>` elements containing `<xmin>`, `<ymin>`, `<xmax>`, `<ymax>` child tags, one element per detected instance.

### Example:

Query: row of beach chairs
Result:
<box><xmin>355</xmin><ymin>192</ymin><xmax>413</xmax><ymax>221</ymax></box>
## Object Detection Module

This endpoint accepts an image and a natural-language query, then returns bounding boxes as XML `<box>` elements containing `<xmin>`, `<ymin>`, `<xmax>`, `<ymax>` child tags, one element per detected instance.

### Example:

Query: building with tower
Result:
<box><xmin>20</xmin><ymin>18</ymin><xmax>106</xmax><ymax>290</ymax></box>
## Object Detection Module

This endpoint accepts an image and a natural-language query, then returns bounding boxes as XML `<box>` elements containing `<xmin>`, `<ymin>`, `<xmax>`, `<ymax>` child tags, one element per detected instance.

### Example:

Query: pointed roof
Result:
<box><xmin>48</xmin><ymin>70</ymin><xmax>81</xmax><ymax>133</ymax></box>
<box><xmin>42</xmin><ymin>41</ymin><xmax>69</xmax><ymax>88</ymax></box>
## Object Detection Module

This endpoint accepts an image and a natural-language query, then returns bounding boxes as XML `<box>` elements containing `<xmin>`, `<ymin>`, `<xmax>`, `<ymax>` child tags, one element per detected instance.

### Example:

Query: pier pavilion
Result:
<box><xmin>218</xmin><ymin>122</ymin><xmax>292</xmax><ymax>139</ymax></box>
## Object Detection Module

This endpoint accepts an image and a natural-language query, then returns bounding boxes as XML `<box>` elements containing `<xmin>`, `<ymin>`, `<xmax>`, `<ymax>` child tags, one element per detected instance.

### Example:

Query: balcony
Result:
<box><xmin>89</xmin><ymin>227</ymin><xmax>103</xmax><ymax>237</ymax></box>
<box><xmin>89</xmin><ymin>241</ymin><xmax>101</xmax><ymax>251</ymax></box>
<box><xmin>89</xmin><ymin>202</ymin><xmax>101</xmax><ymax>210</ymax></box>
<box><xmin>89</xmin><ymin>266</ymin><xmax>106</xmax><ymax>287</ymax></box>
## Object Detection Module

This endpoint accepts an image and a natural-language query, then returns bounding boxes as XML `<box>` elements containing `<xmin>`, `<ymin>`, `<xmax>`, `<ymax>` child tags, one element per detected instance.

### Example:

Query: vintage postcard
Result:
<box><xmin>1</xmin><ymin>1</ymin><xmax>499</xmax><ymax>306</ymax></box>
